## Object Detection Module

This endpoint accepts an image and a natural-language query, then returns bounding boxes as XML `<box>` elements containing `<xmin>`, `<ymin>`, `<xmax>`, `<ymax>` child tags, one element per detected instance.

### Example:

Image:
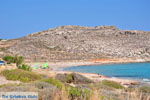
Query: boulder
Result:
<box><xmin>55</xmin><ymin>73</ymin><xmax>93</xmax><ymax>84</ymax></box>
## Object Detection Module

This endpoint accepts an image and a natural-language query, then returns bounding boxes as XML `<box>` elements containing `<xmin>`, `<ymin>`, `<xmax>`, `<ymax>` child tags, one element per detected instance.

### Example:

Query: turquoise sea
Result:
<box><xmin>63</xmin><ymin>63</ymin><xmax>150</xmax><ymax>82</ymax></box>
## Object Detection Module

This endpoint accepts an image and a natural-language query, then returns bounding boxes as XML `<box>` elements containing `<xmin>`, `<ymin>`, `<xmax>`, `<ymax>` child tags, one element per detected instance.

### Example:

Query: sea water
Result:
<box><xmin>63</xmin><ymin>63</ymin><xmax>150</xmax><ymax>82</ymax></box>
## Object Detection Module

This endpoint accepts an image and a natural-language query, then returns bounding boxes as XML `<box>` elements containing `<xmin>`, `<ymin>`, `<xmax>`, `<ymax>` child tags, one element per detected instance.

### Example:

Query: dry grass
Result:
<box><xmin>0</xmin><ymin>69</ymin><xmax>150</xmax><ymax>100</ymax></box>
<box><xmin>1</xmin><ymin>69</ymin><xmax>43</xmax><ymax>82</ymax></box>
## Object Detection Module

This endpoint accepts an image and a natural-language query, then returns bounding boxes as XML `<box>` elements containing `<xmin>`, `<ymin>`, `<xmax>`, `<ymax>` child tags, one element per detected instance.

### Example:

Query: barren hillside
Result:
<box><xmin>0</xmin><ymin>25</ymin><xmax>150</xmax><ymax>62</ymax></box>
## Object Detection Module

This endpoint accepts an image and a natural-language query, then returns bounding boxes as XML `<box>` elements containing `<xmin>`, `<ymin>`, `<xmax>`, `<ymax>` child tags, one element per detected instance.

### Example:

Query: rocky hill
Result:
<box><xmin>0</xmin><ymin>25</ymin><xmax>150</xmax><ymax>62</ymax></box>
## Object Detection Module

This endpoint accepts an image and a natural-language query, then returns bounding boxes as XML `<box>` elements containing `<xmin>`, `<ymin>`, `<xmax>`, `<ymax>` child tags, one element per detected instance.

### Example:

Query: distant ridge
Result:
<box><xmin>0</xmin><ymin>25</ymin><xmax>150</xmax><ymax>62</ymax></box>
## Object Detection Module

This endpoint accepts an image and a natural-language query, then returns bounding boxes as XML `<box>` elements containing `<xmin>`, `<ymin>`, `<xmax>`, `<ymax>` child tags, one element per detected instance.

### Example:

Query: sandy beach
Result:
<box><xmin>29</xmin><ymin>58</ymin><xmax>150</xmax><ymax>69</ymax></box>
<box><xmin>29</xmin><ymin>58</ymin><xmax>150</xmax><ymax>86</ymax></box>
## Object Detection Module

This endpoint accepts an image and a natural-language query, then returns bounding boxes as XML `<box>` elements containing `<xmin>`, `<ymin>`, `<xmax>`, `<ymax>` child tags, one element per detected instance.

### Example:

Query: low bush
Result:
<box><xmin>68</xmin><ymin>87</ymin><xmax>82</xmax><ymax>97</ymax></box>
<box><xmin>67</xmin><ymin>86</ymin><xmax>91</xmax><ymax>100</ymax></box>
<box><xmin>14</xmin><ymin>56</ymin><xmax>24</xmax><ymax>66</ymax></box>
<box><xmin>2</xmin><ymin>56</ymin><xmax>15</xmax><ymax>64</ymax></box>
<box><xmin>18</xmin><ymin>64</ymin><xmax>32</xmax><ymax>71</ymax></box>
<box><xmin>2</xmin><ymin>55</ymin><xmax>24</xmax><ymax>66</ymax></box>
<box><xmin>66</xmin><ymin>73</ymin><xmax>74</xmax><ymax>83</ymax></box>
<box><xmin>1</xmin><ymin>69</ymin><xmax>42</xmax><ymax>82</ymax></box>
<box><xmin>139</xmin><ymin>86</ymin><xmax>150</xmax><ymax>93</ymax></box>
<box><xmin>101</xmin><ymin>80</ymin><xmax>124</xmax><ymax>89</ymax></box>
<box><xmin>41</xmin><ymin>78</ymin><xmax>64</xmax><ymax>89</ymax></box>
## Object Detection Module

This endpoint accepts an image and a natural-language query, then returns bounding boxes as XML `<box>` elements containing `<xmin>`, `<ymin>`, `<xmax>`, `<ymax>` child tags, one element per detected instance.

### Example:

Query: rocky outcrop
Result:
<box><xmin>56</xmin><ymin>73</ymin><xmax>93</xmax><ymax>84</ymax></box>
<box><xmin>0</xmin><ymin>25</ymin><xmax>150</xmax><ymax>61</ymax></box>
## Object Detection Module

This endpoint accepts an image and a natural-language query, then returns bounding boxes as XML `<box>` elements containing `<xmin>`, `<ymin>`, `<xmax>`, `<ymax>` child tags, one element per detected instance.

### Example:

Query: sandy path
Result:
<box><xmin>0</xmin><ymin>76</ymin><xmax>21</xmax><ymax>85</ymax></box>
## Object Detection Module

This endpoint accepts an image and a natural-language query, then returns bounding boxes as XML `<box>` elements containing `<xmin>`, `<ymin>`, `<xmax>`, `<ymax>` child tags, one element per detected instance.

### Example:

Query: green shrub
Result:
<box><xmin>41</xmin><ymin>78</ymin><xmax>64</xmax><ymax>89</ymax></box>
<box><xmin>1</xmin><ymin>69</ymin><xmax>42</xmax><ymax>82</ymax></box>
<box><xmin>66</xmin><ymin>74</ymin><xmax>74</xmax><ymax>83</ymax></box>
<box><xmin>67</xmin><ymin>87</ymin><xmax>91</xmax><ymax>100</ymax></box>
<box><xmin>14</xmin><ymin>56</ymin><xmax>24</xmax><ymax>66</ymax></box>
<box><xmin>69</xmin><ymin>87</ymin><xmax>82</xmax><ymax>97</ymax></box>
<box><xmin>2</xmin><ymin>56</ymin><xmax>15</xmax><ymax>64</ymax></box>
<box><xmin>2</xmin><ymin>55</ymin><xmax>24</xmax><ymax>66</ymax></box>
<box><xmin>18</xmin><ymin>64</ymin><xmax>32</xmax><ymax>71</ymax></box>
<box><xmin>101</xmin><ymin>80</ymin><xmax>124</xmax><ymax>89</ymax></box>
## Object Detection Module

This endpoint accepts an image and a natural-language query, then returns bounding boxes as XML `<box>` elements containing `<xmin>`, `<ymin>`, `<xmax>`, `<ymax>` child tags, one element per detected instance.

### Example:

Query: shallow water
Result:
<box><xmin>63</xmin><ymin>62</ymin><xmax>150</xmax><ymax>82</ymax></box>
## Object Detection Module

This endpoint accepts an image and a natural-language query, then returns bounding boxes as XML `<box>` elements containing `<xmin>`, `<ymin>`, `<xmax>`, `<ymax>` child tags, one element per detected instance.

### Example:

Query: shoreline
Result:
<box><xmin>30</xmin><ymin>58</ymin><xmax>150</xmax><ymax>86</ymax></box>
<box><xmin>49</xmin><ymin>58</ymin><xmax>150</xmax><ymax>70</ymax></box>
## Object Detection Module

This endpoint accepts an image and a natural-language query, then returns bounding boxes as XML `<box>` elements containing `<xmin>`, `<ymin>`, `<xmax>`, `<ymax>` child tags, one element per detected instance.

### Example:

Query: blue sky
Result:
<box><xmin>0</xmin><ymin>0</ymin><xmax>150</xmax><ymax>39</ymax></box>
